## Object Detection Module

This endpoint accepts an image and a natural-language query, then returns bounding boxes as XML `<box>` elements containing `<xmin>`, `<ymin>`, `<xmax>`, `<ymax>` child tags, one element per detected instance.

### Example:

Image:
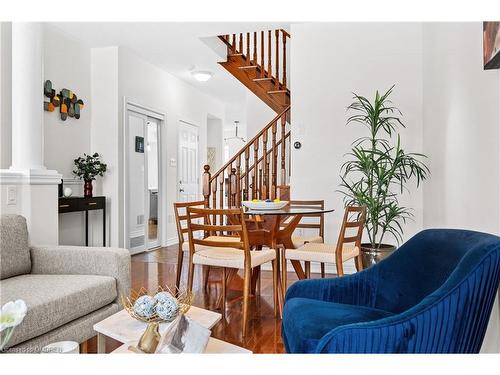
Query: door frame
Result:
<box><xmin>177</xmin><ymin>119</ymin><xmax>200</xmax><ymax>202</ymax></box>
<box><xmin>123</xmin><ymin>98</ymin><xmax>165</xmax><ymax>253</ymax></box>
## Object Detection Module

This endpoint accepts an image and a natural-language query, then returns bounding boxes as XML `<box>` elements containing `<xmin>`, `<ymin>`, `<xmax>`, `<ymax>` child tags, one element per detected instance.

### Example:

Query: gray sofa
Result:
<box><xmin>0</xmin><ymin>214</ymin><xmax>131</xmax><ymax>353</ymax></box>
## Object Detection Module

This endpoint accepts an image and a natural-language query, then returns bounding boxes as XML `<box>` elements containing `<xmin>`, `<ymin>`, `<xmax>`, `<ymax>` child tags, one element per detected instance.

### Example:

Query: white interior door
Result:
<box><xmin>126</xmin><ymin>106</ymin><xmax>163</xmax><ymax>254</ymax></box>
<box><xmin>127</xmin><ymin>111</ymin><xmax>148</xmax><ymax>254</ymax></box>
<box><xmin>178</xmin><ymin>121</ymin><xmax>199</xmax><ymax>202</ymax></box>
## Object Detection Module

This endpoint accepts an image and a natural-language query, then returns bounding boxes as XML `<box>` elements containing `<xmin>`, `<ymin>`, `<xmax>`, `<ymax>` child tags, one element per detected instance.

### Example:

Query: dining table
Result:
<box><xmin>242</xmin><ymin>204</ymin><xmax>335</xmax><ymax>313</ymax></box>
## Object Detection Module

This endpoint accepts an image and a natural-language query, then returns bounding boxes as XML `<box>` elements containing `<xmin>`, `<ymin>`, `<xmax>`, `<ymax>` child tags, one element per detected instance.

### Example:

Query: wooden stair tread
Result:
<box><xmin>228</xmin><ymin>53</ymin><xmax>243</xmax><ymax>57</ymax></box>
<box><xmin>253</xmin><ymin>77</ymin><xmax>274</xmax><ymax>82</ymax></box>
<box><xmin>267</xmin><ymin>90</ymin><xmax>289</xmax><ymax>94</ymax></box>
<box><xmin>238</xmin><ymin>65</ymin><xmax>259</xmax><ymax>70</ymax></box>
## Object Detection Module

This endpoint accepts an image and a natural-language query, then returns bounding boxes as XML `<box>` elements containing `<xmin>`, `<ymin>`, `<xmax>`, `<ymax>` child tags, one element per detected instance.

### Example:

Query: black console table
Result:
<box><xmin>58</xmin><ymin>196</ymin><xmax>106</xmax><ymax>246</ymax></box>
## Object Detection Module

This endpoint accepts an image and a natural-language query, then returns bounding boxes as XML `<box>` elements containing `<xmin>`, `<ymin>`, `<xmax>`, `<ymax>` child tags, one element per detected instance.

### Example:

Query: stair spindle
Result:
<box><xmin>280</xmin><ymin>114</ymin><xmax>287</xmax><ymax>185</ymax></box>
<box><xmin>212</xmin><ymin>174</ymin><xmax>217</xmax><ymax>223</ymax></box>
<box><xmin>235</xmin><ymin>157</ymin><xmax>241</xmax><ymax>206</ymax></box>
<box><xmin>253</xmin><ymin>139</ymin><xmax>259</xmax><ymax>199</ymax></box>
<box><xmin>260</xmin><ymin>31</ymin><xmax>265</xmax><ymax>77</ymax></box>
<box><xmin>267</xmin><ymin>30</ymin><xmax>272</xmax><ymax>78</ymax></box>
<box><xmin>282</xmin><ymin>30</ymin><xmax>287</xmax><ymax>88</ymax></box>
<box><xmin>244</xmin><ymin>147</ymin><xmax>250</xmax><ymax>201</ymax></box>
<box><xmin>271</xmin><ymin>122</ymin><xmax>278</xmax><ymax>199</ymax></box>
<box><xmin>232</xmin><ymin>34</ymin><xmax>236</xmax><ymax>51</ymax></box>
<box><xmin>262</xmin><ymin>129</ymin><xmax>269</xmax><ymax>200</ymax></box>
<box><xmin>239</xmin><ymin>33</ymin><xmax>243</xmax><ymax>53</ymax></box>
<box><xmin>258</xmin><ymin>162</ymin><xmax>263</xmax><ymax>200</ymax></box>
<box><xmin>246</xmin><ymin>32</ymin><xmax>250</xmax><ymax>64</ymax></box>
<box><xmin>253</xmin><ymin>32</ymin><xmax>257</xmax><ymax>65</ymax></box>
<box><xmin>219</xmin><ymin>173</ymin><xmax>224</xmax><ymax>207</ymax></box>
<box><xmin>275</xmin><ymin>30</ymin><xmax>279</xmax><ymax>81</ymax></box>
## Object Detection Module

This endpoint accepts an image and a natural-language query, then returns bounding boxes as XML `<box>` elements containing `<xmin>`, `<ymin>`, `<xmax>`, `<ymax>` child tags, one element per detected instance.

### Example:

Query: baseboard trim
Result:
<box><xmin>166</xmin><ymin>237</ymin><xmax>179</xmax><ymax>247</ymax></box>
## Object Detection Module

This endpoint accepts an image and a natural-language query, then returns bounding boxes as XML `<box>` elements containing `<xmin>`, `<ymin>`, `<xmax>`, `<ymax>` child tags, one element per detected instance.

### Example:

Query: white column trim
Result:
<box><xmin>0</xmin><ymin>168</ymin><xmax>62</xmax><ymax>185</ymax></box>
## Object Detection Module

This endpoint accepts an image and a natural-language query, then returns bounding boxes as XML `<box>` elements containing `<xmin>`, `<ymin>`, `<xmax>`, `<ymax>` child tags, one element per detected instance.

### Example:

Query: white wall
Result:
<box><xmin>245</xmin><ymin>90</ymin><xmax>276</xmax><ymax>139</ymax></box>
<box><xmin>422</xmin><ymin>22</ymin><xmax>500</xmax><ymax>353</ymax></box>
<box><xmin>290</xmin><ymin>23</ymin><xmax>424</xmax><ymax>245</ymax></box>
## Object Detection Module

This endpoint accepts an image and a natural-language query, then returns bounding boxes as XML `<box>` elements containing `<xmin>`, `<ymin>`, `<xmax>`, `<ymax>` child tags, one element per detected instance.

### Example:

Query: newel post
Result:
<box><xmin>202</xmin><ymin>165</ymin><xmax>211</xmax><ymax>208</ymax></box>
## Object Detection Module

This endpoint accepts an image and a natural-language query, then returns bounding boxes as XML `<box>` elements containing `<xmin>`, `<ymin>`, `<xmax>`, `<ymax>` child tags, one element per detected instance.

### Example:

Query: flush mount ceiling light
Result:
<box><xmin>191</xmin><ymin>71</ymin><xmax>213</xmax><ymax>82</ymax></box>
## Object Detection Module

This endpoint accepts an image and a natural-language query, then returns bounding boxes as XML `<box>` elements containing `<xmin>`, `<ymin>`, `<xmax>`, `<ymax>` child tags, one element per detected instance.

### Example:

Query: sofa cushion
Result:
<box><xmin>0</xmin><ymin>274</ymin><xmax>117</xmax><ymax>347</ymax></box>
<box><xmin>0</xmin><ymin>215</ymin><xmax>31</xmax><ymax>279</ymax></box>
<box><xmin>282</xmin><ymin>297</ymin><xmax>394</xmax><ymax>353</ymax></box>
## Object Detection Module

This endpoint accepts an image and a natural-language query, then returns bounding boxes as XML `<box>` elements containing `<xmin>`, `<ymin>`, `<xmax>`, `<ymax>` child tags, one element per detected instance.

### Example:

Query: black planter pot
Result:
<box><xmin>360</xmin><ymin>243</ymin><xmax>397</xmax><ymax>269</ymax></box>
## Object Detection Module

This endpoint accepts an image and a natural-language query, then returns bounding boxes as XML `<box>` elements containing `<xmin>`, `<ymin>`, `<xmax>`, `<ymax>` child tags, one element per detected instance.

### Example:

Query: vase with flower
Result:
<box><xmin>73</xmin><ymin>153</ymin><xmax>107</xmax><ymax>198</ymax></box>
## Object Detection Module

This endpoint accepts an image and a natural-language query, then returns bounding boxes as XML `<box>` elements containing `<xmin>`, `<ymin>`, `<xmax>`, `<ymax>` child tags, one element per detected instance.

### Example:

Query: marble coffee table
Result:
<box><xmin>93</xmin><ymin>307</ymin><xmax>251</xmax><ymax>354</ymax></box>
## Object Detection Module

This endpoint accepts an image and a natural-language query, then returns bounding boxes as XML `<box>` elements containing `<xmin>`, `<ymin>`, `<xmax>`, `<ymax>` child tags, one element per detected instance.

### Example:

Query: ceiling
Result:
<box><xmin>49</xmin><ymin>22</ymin><xmax>289</xmax><ymax>105</ymax></box>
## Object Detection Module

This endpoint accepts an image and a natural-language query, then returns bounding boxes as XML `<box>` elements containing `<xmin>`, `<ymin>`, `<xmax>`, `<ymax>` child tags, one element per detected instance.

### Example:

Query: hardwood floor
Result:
<box><xmin>85</xmin><ymin>244</ymin><xmax>325</xmax><ymax>354</ymax></box>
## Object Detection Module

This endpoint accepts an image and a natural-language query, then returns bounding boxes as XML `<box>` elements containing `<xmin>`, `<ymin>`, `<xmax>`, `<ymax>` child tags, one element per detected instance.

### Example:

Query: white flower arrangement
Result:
<box><xmin>0</xmin><ymin>300</ymin><xmax>27</xmax><ymax>351</ymax></box>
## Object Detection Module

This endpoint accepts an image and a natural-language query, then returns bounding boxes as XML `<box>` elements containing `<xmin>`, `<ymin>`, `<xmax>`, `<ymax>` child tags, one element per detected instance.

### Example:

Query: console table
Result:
<box><xmin>58</xmin><ymin>196</ymin><xmax>106</xmax><ymax>246</ymax></box>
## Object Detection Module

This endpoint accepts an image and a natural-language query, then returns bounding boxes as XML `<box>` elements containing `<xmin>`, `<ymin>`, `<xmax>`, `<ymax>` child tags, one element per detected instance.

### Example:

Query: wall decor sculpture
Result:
<box><xmin>43</xmin><ymin>80</ymin><xmax>84</xmax><ymax>121</ymax></box>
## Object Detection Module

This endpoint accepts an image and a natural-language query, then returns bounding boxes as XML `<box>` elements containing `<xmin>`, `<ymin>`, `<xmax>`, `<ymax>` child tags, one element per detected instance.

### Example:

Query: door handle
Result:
<box><xmin>179</xmin><ymin>188</ymin><xmax>185</xmax><ymax>192</ymax></box>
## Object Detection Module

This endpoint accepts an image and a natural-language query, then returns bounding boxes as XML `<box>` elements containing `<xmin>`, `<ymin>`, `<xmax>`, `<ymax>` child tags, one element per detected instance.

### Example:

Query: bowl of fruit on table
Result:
<box><xmin>242</xmin><ymin>199</ymin><xmax>289</xmax><ymax>210</ymax></box>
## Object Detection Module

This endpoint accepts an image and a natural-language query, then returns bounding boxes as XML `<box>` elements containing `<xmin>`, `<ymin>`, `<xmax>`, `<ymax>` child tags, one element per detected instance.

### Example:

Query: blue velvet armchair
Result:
<box><xmin>282</xmin><ymin>229</ymin><xmax>500</xmax><ymax>353</ymax></box>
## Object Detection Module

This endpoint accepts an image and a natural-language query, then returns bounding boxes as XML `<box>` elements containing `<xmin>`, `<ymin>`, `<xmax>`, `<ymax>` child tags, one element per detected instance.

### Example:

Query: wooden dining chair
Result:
<box><xmin>186</xmin><ymin>207</ymin><xmax>278</xmax><ymax>337</ymax></box>
<box><xmin>288</xmin><ymin>200</ymin><xmax>325</xmax><ymax>246</ymax></box>
<box><xmin>281</xmin><ymin>206</ymin><xmax>366</xmax><ymax>297</ymax></box>
<box><xmin>173</xmin><ymin>200</ymin><xmax>237</xmax><ymax>291</ymax></box>
<box><xmin>287</xmin><ymin>200</ymin><xmax>326</xmax><ymax>275</ymax></box>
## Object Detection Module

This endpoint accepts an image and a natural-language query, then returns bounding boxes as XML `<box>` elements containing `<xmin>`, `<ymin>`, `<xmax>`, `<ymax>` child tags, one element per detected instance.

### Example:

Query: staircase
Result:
<box><xmin>202</xmin><ymin>29</ymin><xmax>291</xmax><ymax>214</ymax></box>
<box><xmin>218</xmin><ymin>31</ymin><xmax>290</xmax><ymax>114</ymax></box>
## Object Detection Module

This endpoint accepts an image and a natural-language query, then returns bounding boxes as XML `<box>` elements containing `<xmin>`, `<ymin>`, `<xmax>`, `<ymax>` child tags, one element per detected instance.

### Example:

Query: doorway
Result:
<box><xmin>178</xmin><ymin>120</ymin><xmax>199</xmax><ymax>202</ymax></box>
<box><xmin>125</xmin><ymin>104</ymin><xmax>163</xmax><ymax>254</ymax></box>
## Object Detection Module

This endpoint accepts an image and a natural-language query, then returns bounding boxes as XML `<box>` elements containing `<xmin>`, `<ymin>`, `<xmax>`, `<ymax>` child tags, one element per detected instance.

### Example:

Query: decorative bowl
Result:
<box><xmin>121</xmin><ymin>286</ymin><xmax>193</xmax><ymax>353</ymax></box>
<box><xmin>242</xmin><ymin>200</ymin><xmax>289</xmax><ymax>210</ymax></box>
<box><xmin>121</xmin><ymin>286</ymin><xmax>193</xmax><ymax>324</ymax></box>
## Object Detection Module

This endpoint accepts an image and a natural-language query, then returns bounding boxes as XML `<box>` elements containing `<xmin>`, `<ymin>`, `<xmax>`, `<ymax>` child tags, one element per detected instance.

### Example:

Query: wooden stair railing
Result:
<box><xmin>218</xmin><ymin>29</ymin><xmax>290</xmax><ymax>115</ymax></box>
<box><xmin>202</xmin><ymin>106</ymin><xmax>291</xmax><ymax>216</ymax></box>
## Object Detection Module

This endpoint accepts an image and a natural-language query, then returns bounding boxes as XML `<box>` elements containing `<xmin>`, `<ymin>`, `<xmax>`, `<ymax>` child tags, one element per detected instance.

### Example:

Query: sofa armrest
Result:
<box><xmin>30</xmin><ymin>245</ymin><xmax>131</xmax><ymax>302</ymax></box>
<box><xmin>285</xmin><ymin>268</ymin><xmax>379</xmax><ymax>307</ymax></box>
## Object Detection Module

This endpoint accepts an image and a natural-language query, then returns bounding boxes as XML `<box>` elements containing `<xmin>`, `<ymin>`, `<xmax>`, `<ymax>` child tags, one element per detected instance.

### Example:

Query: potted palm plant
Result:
<box><xmin>73</xmin><ymin>153</ymin><xmax>107</xmax><ymax>198</ymax></box>
<box><xmin>339</xmin><ymin>86</ymin><xmax>429</xmax><ymax>268</ymax></box>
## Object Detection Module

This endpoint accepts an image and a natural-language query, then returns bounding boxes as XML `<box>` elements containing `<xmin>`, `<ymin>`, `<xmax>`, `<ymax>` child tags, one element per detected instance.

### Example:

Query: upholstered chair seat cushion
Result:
<box><xmin>0</xmin><ymin>215</ymin><xmax>31</xmax><ymax>279</ymax></box>
<box><xmin>283</xmin><ymin>297</ymin><xmax>394</xmax><ymax>353</ymax></box>
<box><xmin>292</xmin><ymin>235</ymin><xmax>323</xmax><ymax>249</ymax></box>
<box><xmin>193</xmin><ymin>247</ymin><xmax>276</xmax><ymax>269</ymax></box>
<box><xmin>1</xmin><ymin>274</ymin><xmax>117</xmax><ymax>347</ymax></box>
<box><xmin>181</xmin><ymin>236</ymin><xmax>240</xmax><ymax>252</ymax></box>
<box><xmin>285</xmin><ymin>243</ymin><xmax>359</xmax><ymax>263</ymax></box>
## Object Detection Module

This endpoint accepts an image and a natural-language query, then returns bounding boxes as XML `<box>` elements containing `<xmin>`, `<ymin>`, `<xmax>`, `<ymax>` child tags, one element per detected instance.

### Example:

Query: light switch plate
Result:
<box><xmin>7</xmin><ymin>186</ymin><xmax>17</xmax><ymax>205</ymax></box>
<box><xmin>169</xmin><ymin>158</ymin><xmax>177</xmax><ymax>167</ymax></box>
